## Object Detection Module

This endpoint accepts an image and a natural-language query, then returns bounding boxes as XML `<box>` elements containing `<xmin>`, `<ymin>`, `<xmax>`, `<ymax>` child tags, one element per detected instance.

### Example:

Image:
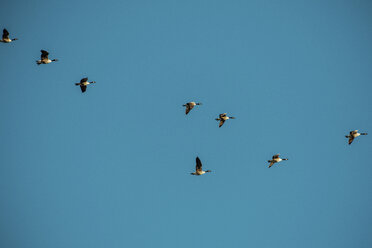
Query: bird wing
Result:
<box><xmin>348</xmin><ymin>136</ymin><xmax>354</xmax><ymax>145</ymax></box>
<box><xmin>272</xmin><ymin>154</ymin><xmax>280</xmax><ymax>159</ymax></box>
<box><xmin>2</xmin><ymin>29</ymin><xmax>9</xmax><ymax>39</ymax></box>
<box><xmin>196</xmin><ymin>157</ymin><xmax>202</xmax><ymax>171</ymax></box>
<box><xmin>219</xmin><ymin>119</ymin><xmax>225</xmax><ymax>127</ymax></box>
<box><xmin>269</xmin><ymin>161</ymin><xmax>275</xmax><ymax>168</ymax></box>
<box><xmin>219</xmin><ymin>113</ymin><xmax>226</xmax><ymax>118</ymax></box>
<box><xmin>80</xmin><ymin>77</ymin><xmax>88</xmax><ymax>83</ymax></box>
<box><xmin>80</xmin><ymin>85</ymin><xmax>87</xmax><ymax>93</ymax></box>
<box><xmin>185</xmin><ymin>104</ymin><xmax>194</xmax><ymax>115</ymax></box>
<box><xmin>41</xmin><ymin>50</ymin><xmax>49</xmax><ymax>59</ymax></box>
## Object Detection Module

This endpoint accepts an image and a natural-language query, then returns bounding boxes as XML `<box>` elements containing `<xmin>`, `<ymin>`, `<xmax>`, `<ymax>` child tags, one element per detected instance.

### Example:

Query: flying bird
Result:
<box><xmin>345</xmin><ymin>130</ymin><xmax>367</xmax><ymax>145</ymax></box>
<box><xmin>75</xmin><ymin>77</ymin><xmax>96</xmax><ymax>93</ymax></box>
<box><xmin>215</xmin><ymin>113</ymin><xmax>235</xmax><ymax>127</ymax></box>
<box><xmin>268</xmin><ymin>154</ymin><xmax>288</xmax><ymax>168</ymax></box>
<box><xmin>183</xmin><ymin>102</ymin><xmax>202</xmax><ymax>115</ymax></box>
<box><xmin>191</xmin><ymin>157</ymin><xmax>211</xmax><ymax>175</ymax></box>
<box><xmin>36</xmin><ymin>50</ymin><xmax>58</xmax><ymax>65</ymax></box>
<box><xmin>0</xmin><ymin>29</ymin><xmax>18</xmax><ymax>43</ymax></box>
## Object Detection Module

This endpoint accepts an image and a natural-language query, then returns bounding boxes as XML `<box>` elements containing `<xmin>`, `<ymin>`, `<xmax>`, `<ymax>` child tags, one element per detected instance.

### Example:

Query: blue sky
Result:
<box><xmin>1</xmin><ymin>0</ymin><xmax>372</xmax><ymax>247</ymax></box>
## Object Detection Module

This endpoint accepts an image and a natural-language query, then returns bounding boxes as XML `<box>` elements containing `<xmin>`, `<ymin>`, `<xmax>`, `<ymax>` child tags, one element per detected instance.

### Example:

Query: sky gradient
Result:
<box><xmin>1</xmin><ymin>0</ymin><xmax>372</xmax><ymax>247</ymax></box>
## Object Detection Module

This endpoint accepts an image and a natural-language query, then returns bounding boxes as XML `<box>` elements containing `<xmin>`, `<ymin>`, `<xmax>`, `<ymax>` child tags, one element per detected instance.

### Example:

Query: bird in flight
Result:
<box><xmin>36</xmin><ymin>50</ymin><xmax>58</xmax><ymax>65</ymax></box>
<box><xmin>191</xmin><ymin>157</ymin><xmax>212</xmax><ymax>175</ymax></box>
<box><xmin>75</xmin><ymin>77</ymin><xmax>96</xmax><ymax>93</ymax></box>
<box><xmin>183</xmin><ymin>102</ymin><xmax>202</xmax><ymax>115</ymax></box>
<box><xmin>215</xmin><ymin>113</ymin><xmax>235</xmax><ymax>127</ymax></box>
<box><xmin>268</xmin><ymin>154</ymin><xmax>288</xmax><ymax>168</ymax></box>
<box><xmin>0</xmin><ymin>29</ymin><xmax>18</xmax><ymax>43</ymax></box>
<box><xmin>345</xmin><ymin>130</ymin><xmax>367</xmax><ymax>145</ymax></box>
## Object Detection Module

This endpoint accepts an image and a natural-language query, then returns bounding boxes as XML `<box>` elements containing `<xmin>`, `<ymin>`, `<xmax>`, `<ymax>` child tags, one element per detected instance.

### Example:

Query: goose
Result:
<box><xmin>215</xmin><ymin>113</ymin><xmax>235</xmax><ymax>127</ymax></box>
<box><xmin>75</xmin><ymin>77</ymin><xmax>96</xmax><ymax>93</ymax></box>
<box><xmin>183</xmin><ymin>102</ymin><xmax>202</xmax><ymax>115</ymax></box>
<box><xmin>0</xmin><ymin>29</ymin><xmax>18</xmax><ymax>43</ymax></box>
<box><xmin>345</xmin><ymin>130</ymin><xmax>367</xmax><ymax>145</ymax></box>
<box><xmin>268</xmin><ymin>154</ymin><xmax>288</xmax><ymax>168</ymax></box>
<box><xmin>191</xmin><ymin>157</ymin><xmax>211</xmax><ymax>175</ymax></box>
<box><xmin>36</xmin><ymin>50</ymin><xmax>58</xmax><ymax>65</ymax></box>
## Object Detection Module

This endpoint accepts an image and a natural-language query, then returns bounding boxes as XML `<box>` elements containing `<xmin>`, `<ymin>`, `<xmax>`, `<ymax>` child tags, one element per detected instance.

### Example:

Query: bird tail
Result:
<box><xmin>75</xmin><ymin>83</ymin><xmax>80</xmax><ymax>86</ymax></box>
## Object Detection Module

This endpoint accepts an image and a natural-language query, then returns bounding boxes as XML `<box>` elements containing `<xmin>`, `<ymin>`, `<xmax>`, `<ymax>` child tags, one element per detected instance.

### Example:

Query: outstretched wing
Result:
<box><xmin>272</xmin><ymin>154</ymin><xmax>280</xmax><ymax>159</ymax></box>
<box><xmin>80</xmin><ymin>77</ymin><xmax>88</xmax><ymax>83</ymax></box>
<box><xmin>80</xmin><ymin>85</ymin><xmax>87</xmax><ymax>93</ymax></box>
<box><xmin>348</xmin><ymin>136</ymin><xmax>354</xmax><ymax>145</ymax></box>
<box><xmin>268</xmin><ymin>161</ymin><xmax>275</xmax><ymax>168</ymax></box>
<box><xmin>2</xmin><ymin>29</ymin><xmax>9</xmax><ymax>39</ymax></box>
<box><xmin>40</xmin><ymin>50</ymin><xmax>49</xmax><ymax>60</ymax></box>
<box><xmin>196</xmin><ymin>157</ymin><xmax>202</xmax><ymax>171</ymax></box>
<box><xmin>185</xmin><ymin>103</ymin><xmax>193</xmax><ymax>115</ymax></box>
<box><xmin>218</xmin><ymin>119</ymin><xmax>225</xmax><ymax>127</ymax></box>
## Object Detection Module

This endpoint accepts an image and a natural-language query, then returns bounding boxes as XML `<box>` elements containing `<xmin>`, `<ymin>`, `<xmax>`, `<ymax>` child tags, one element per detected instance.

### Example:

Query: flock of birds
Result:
<box><xmin>181</xmin><ymin>102</ymin><xmax>368</xmax><ymax>175</ymax></box>
<box><xmin>1</xmin><ymin>29</ymin><xmax>96</xmax><ymax>93</ymax></box>
<box><xmin>1</xmin><ymin>28</ymin><xmax>369</xmax><ymax>176</ymax></box>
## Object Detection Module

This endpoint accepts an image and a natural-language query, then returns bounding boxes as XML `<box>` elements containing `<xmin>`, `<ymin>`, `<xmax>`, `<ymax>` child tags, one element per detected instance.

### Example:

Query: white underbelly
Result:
<box><xmin>42</xmin><ymin>59</ymin><xmax>51</xmax><ymax>64</ymax></box>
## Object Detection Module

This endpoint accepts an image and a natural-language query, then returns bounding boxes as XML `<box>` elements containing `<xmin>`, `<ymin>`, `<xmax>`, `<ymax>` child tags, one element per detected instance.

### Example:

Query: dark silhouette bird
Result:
<box><xmin>191</xmin><ymin>157</ymin><xmax>211</xmax><ymax>175</ymax></box>
<box><xmin>183</xmin><ymin>102</ymin><xmax>202</xmax><ymax>115</ymax></box>
<box><xmin>215</xmin><ymin>113</ymin><xmax>235</xmax><ymax>127</ymax></box>
<box><xmin>0</xmin><ymin>29</ymin><xmax>18</xmax><ymax>43</ymax></box>
<box><xmin>36</xmin><ymin>50</ymin><xmax>58</xmax><ymax>65</ymax></box>
<box><xmin>345</xmin><ymin>130</ymin><xmax>367</xmax><ymax>145</ymax></box>
<box><xmin>75</xmin><ymin>77</ymin><xmax>96</xmax><ymax>93</ymax></box>
<box><xmin>268</xmin><ymin>154</ymin><xmax>288</xmax><ymax>168</ymax></box>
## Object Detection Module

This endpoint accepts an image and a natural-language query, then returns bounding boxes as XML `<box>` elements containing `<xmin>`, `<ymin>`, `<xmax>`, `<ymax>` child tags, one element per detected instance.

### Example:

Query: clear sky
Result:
<box><xmin>1</xmin><ymin>0</ymin><xmax>372</xmax><ymax>247</ymax></box>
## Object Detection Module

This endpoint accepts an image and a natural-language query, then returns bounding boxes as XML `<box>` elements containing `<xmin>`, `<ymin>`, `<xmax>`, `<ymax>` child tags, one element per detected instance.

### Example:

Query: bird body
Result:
<box><xmin>183</xmin><ymin>101</ymin><xmax>201</xmax><ymax>115</ymax></box>
<box><xmin>268</xmin><ymin>154</ymin><xmax>288</xmax><ymax>168</ymax></box>
<box><xmin>345</xmin><ymin>130</ymin><xmax>368</xmax><ymax>145</ymax></box>
<box><xmin>36</xmin><ymin>50</ymin><xmax>58</xmax><ymax>65</ymax></box>
<box><xmin>191</xmin><ymin>157</ymin><xmax>211</xmax><ymax>175</ymax></box>
<box><xmin>0</xmin><ymin>29</ymin><xmax>18</xmax><ymax>43</ymax></box>
<box><xmin>215</xmin><ymin>113</ymin><xmax>235</xmax><ymax>127</ymax></box>
<box><xmin>192</xmin><ymin>170</ymin><xmax>207</xmax><ymax>175</ymax></box>
<box><xmin>75</xmin><ymin>77</ymin><xmax>96</xmax><ymax>93</ymax></box>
